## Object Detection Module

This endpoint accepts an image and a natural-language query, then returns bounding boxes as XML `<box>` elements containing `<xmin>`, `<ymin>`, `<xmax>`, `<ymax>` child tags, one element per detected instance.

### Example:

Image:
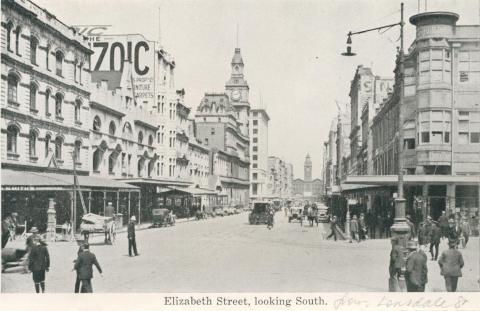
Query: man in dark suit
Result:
<box><xmin>74</xmin><ymin>243</ymin><xmax>102</xmax><ymax>293</ymax></box>
<box><xmin>447</xmin><ymin>218</ymin><xmax>460</xmax><ymax>247</ymax></box>
<box><xmin>429</xmin><ymin>222</ymin><xmax>442</xmax><ymax>261</ymax></box>
<box><xmin>28</xmin><ymin>239</ymin><xmax>50</xmax><ymax>293</ymax></box>
<box><xmin>405</xmin><ymin>241</ymin><xmax>428</xmax><ymax>292</ymax></box>
<box><xmin>438</xmin><ymin>211</ymin><xmax>449</xmax><ymax>238</ymax></box>
<box><xmin>389</xmin><ymin>237</ymin><xmax>405</xmax><ymax>281</ymax></box>
<box><xmin>128</xmin><ymin>216</ymin><xmax>139</xmax><ymax>257</ymax></box>
<box><xmin>438</xmin><ymin>240</ymin><xmax>464</xmax><ymax>292</ymax></box>
<box><xmin>73</xmin><ymin>243</ymin><xmax>87</xmax><ymax>293</ymax></box>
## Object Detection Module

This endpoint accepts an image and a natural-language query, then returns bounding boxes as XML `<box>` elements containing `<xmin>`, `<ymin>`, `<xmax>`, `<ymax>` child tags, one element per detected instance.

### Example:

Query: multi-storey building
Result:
<box><xmin>267</xmin><ymin>156</ymin><xmax>289</xmax><ymax>198</ymax></box>
<box><xmin>348</xmin><ymin>65</ymin><xmax>393</xmax><ymax>175</ymax></box>
<box><xmin>1</xmin><ymin>0</ymin><xmax>138</xmax><ymax>229</ymax></box>
<box><xmin>292</xmin><ymin>154</ymin><xmax>322</xmax><ymax>200</ymax></box>
<box><xmin>345</xmin><ymin>10</ymin><xmax>480</xmax><ymax>223</ymax></box>
<box><xmin>250</xmin><ymin>108</ymin><xmax>269</xmax><ymax>200</ymax></box>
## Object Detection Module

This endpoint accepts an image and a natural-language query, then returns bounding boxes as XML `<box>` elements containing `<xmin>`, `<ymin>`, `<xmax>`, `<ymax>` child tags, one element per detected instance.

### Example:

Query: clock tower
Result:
<box><xmin>225</xmin><ymin>47</ymin><xmax>250</xmax><ymax>137</ymax></box>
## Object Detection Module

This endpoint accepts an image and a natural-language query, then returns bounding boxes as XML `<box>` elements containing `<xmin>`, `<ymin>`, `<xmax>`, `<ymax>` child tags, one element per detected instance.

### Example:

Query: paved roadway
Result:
<box><xmin>2</xmin><ymin>212</ymin><xmax>479</xmax><ymax>292</ymax></box>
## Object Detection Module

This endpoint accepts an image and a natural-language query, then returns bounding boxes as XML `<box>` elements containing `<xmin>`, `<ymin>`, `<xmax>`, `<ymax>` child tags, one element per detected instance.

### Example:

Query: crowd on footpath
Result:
<box><xmin>389</xmin><ymin>211</ymin><xmax>472</xmax><ymax>292</ymax></box>
<box><xmin>1</xmin><ymin>215</ymin><xmax>140</xmax><ymax>293</ymax></box>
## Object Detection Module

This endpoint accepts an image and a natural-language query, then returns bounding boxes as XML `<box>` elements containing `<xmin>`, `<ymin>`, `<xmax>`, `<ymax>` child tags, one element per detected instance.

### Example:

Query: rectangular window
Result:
<box><xmin>458</xmin><ymin>132</ymin><xmax>469</xmax><ymax>144</ymax></box>
<box><xmin>471</xmin><ymin>132</ymin><xmax>480</xmax><ymax>143</ymax></box>
<box><xmin>252</xmin><ymin>173</ymin><xmax>257</xmax><ymax>180</ymax></box>
<box><xmin>252</xmin><ymin>164</ymin><xmax>257</xmax><ymax>168</ymax></box>
<box><xmin>431</xmin><ymin>131</ymin><xmax>443</xmax><ymax>144</ymax></box>
<box><xmin>252</xmin><ymin>155</ymin><xmax>258</xmax><ymax>160</ymax></box>
<box><xmin>253</xmin><ymin>146</ymin><xmax>258</xmax><ymax>152</ymax></box>
<box><xmin>211</xmin><ymin>128</ymin><xmax>215</xmax><ymax>135</ymax></box>
<box><xmin>404</xmin><ymin>138</ymin><xmax>415</xmax><ymax>150</ymax></box>
<box><xmin>253</xmin><ymin>129</ymin><xmax>258</xmax><ymax>134</ymax></box>
<box><xmin>253</xmin><ymin>112</ymin><xmax>258</xmax><ymax>117</ymax></box>
<box><xmin>253</xmin><ymin>137</ymin><xmax>258</xmax><ymax>143</ymax></box>
<box><xmin>444</xmin><ymin>132</ymin><xmax>450</xmax><ymax>143</ymax></box>
<box><xmin>421</xmin><ymin>132</ymin><xmax>430</xmax><ymax>143</ymax></box>
<box><xmin>253</xmin><ymin>120</ymin><xmax>258</xmax><ymax>126</ymax></box>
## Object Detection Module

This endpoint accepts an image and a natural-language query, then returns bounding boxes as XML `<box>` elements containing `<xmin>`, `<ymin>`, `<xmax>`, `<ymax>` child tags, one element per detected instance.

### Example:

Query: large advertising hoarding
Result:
<box><xmin>74</xmin><ymin>26</ymin><xmax>156</xmax><ymax>108</ymax></box>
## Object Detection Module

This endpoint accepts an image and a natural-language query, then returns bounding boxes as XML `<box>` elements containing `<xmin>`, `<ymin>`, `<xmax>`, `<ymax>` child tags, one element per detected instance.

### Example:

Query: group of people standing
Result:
<box><xmin>389</xmin><ymin>211</ymin><xmax>469</xmax><ymax>292</ymax></box>
<box><xmin>21</xmin><ymin>215</ymin><xmax>139</xmax><ymax>293</ymax></box>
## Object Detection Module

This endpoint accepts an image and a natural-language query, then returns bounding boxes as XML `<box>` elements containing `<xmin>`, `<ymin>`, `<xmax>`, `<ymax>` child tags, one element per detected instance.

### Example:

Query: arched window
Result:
<box><xmin>74</xmin><ymin>140</ymin><xmax>82</xmax><ymax>162</ymax></box>
<box><xmin>55</xmin><ymin>137</ymin><xmax>63</xmax><ymax>159</ymax></box>
<box><xmin>79</xmin><ymin>62</ymin><xmax>83</xmax><ymax>85</ymax></box>
<box><xmin>123</xmin><ymin>122</ymin><xmax>132</xmax><ymax>136</ymax></box>
<box><xmin>109</xmin><ymin>121</ymin><xmax>116</xmax><ymax>136</ymax></box>
<box><xmin>92</xmin><ymin>149</ymin><xmax>102</xmax><ymax>171</ymax></box>
<box><xmin>6</xmin><ymin>22</ymin><xmax>13</xmax><ymax>51</ymax></box>
<box><xmin>73</xmin><ymin>59</ymin><xmax>78</xmax><ymax>83</ymax></box>
<box><xmin>108</xmin><ymin>152</ymin><xmax>117</xmax><ymax>174</ymax></box>
<box><xmin>55</xmin><ymin>50</ymin><xmax>64</xmax><ymax>76</ymax></box>
<box><xmin>30</xmin><ymin>37</ymin><xmax>38</xmax><ymax>64</ymax></box>
<box><xmin>93</xmin><ymin>116</ymin><xmax>101</xmax><ymax>131</ymax></box>
<box><xmin>138</xmin><ymin>158</ymin><xmax>145</xmax><ymax>177</ymax></box>
<box><xmin>15</xmin><ymin>26</ymin><xmax>21</xmax><ymax>55</ymax></box>
<box><xmin>30</xmin><ymin>83</ymin><xmax>37</xmax><ymax>110</ymax></box>
<box><xmin>6</xmin><ymin>125</ymin><xmax>18</xmax><ymax>153</ymax></box>
<box><xmin>148</xmin><ymin>134</ymin><xmax>153</xmax><ymax>146</ymax></box>
<box><xmin>29</xmin><ymin>130</ymin><xmax>37</xmax><ymax>157</ymax></box>
<box><xmin>138</xmin><ymin>131</ymin><xmax>144</xmax><ymax>144</ymax></box>
<box><xmin>45</xmin><ymin>134</ymin><xmax>51</xmax><ymax>156</ymax></box>
<box><xmin>7</xmin><ymin>73</ymin><xmax>18</xmax><ymax>103</ymax></box>
<box><xmin>74</xmin><ymin>100</ymin><xmax>81</xmax><ymax>123</ymax></box>
<box><xmin>45</xmin><ymin>89</ymin><xmax>51</xmax><ymax>115</ymax></box>
<box><xmin>55</xmin><ymin>93</ymin><xmax>63</xmax><ymax>117</ymax></box>
<box><xmin>46</xmin><ymin>44</ymin><xmax>51</xmax><ymax>70</ymax></box>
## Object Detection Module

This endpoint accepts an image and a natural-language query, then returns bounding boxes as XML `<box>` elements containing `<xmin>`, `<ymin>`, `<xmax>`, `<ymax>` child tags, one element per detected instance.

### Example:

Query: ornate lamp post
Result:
<box><xmin>341</xmin><ymin>3</ymin><xmax>410</xmax><ymax>291</ymax></box>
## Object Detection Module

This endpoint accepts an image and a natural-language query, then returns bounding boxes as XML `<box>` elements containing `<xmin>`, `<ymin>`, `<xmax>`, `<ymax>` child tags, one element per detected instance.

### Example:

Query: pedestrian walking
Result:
<box><xmin>438</xmin><ymin>211</ymin><xmax>449</xmax><ymax>239</ymax></box>
<box><xmin>350</xmin><ymin>215</ymin><xmax>359</xmax><ymax>243</ymax></box>
<box><xmin>389</xmin><ymin>236</ymin><xmax>405</xmax><ymax>291</ymax></box>
<box><xmin>438</xmin><ymin>240</ymin><xmax>464</xmax><ymax>292</ymax></box>
<box><xmin>326</xmin><ymin>215</ymin><xmax>337</xmax><ymax>241</ymax></box>
<box><xmin>28</xmin><ymin>238</ymin><xmax>50</xmax><ymax>293</ymax></box>
<box><xmin>74</xmin><ymin>243</ymin><xmax>102</xmax><ymax>293</ymax></box>
<box><xmin>405</xmin><ymin>241</ymin><xmax>428</xmax><ymax>292</ymax></box>
<box><xmin>418</xmin><ymin>221</ymin><xmax>430</xmax><ymax>247</ymax></box>
<box><xmin>1</xmin><ymin>216</ymin><xmax>11</xmax><ymax>249</ymax></box>
<box><xmin>460</xmin><ymin>216</ymin><xmax>471</xmax><ymax>248</ymax></box>
<box><xmin>128</xmin><ymin>216</ymin><xmax>139</xmax><ymax>256</ymax></box>
<box><xmin>73</xmin><ymin>243</ymin><xmax>87</xmax><ymax>293</ymax></box>
<box><xmin>406</xmin><ymin>215</ymin><xmax>415</xmax><ymax>240</ymax></box>
<box><xmin>359</xmin><ymin>213</ymin><xmax>367</xmax><ymax>240</ymax></box>
<box><xmin>429</xmin><ymin>222</ymin><xmax>441</xmax><ymax>261</ymax></box>
<box><xmin>447</xmin><ymin>218</ymin><xmax>460</xmax><ymax>247</ymax></box>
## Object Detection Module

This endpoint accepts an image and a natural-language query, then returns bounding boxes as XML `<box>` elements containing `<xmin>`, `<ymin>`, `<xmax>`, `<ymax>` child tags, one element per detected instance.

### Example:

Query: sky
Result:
<box><xmin>33</xmin><ymin>0</ymin><xmax>479</xmax><ymax>178</ymax></box>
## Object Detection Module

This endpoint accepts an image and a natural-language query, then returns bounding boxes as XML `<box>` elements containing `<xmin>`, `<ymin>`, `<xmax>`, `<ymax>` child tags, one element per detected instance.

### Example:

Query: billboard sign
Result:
<box><xmin>74</xmin><ymin>26</ymin><xmax>156</xmax><ymax>106</ymax></box>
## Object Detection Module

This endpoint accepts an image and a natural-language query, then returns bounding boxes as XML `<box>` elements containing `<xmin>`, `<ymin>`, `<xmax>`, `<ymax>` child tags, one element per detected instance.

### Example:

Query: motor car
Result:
<box><xmin>224</xmin><ymin>207</ymin><xmax>235</xmax><ymax>215</ymax></box>
<box><xmin>288</xmin><ymin>207</ymin><xmax>304</xmax><ymax>225</ymax></box>
<box><xmin>214</xmin><ymin>207</ymin><xmax>225</xmax><ymax>217</ymax></box>
<box><xmin>316</xmin><ymin>203</ymin><xmax>329</xmax><ymax>223</ymax></box>
<box><xmin>249</xmin><ymin>201</ymin><xmax>271</xmax><ymax>225</ymax></box>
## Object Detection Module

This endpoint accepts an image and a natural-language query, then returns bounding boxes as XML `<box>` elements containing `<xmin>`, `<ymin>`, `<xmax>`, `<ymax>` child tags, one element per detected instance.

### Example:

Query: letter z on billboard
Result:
<box><xmin>90</xmin><ymin>34</ymin><xmax>155</xmax><ymax>103</ymax></box>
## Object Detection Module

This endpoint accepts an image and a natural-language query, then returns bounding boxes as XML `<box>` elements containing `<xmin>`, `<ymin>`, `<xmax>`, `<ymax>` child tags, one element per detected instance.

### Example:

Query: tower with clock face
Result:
<box><xmin>225</xmin><ymin>48</ymin><xmax>250</xmax><ymax>137</ymax></box>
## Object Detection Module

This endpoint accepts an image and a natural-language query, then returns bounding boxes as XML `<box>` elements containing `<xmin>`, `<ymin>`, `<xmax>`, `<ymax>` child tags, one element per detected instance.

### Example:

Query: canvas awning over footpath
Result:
<box><xmin>1</xmin><ymin>169</ymin><xmax>139</xmax><ymax>192</ymax></box>
<box><xmin>159</xmin><ymin>186</ymin><xmax>217</xmax><ymax>196</ymax></box>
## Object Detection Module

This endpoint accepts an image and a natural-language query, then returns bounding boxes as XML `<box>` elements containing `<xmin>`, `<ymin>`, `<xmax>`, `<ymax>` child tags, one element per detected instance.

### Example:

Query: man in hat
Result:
<box><xmin>74</xmin><ymin>243</ymin><xmax>102</xmax><ymax>293</ymax></box>
<box><xmin>438</xmin><ymin>211</ymin><xmax>449</xmax><ymax>239</ymax></box>
<box><xmin>73</xmin><ymin>243</ymin><xmax>87</xmax><ymax>293</ymax></box>
<box><xmin>389</xmin><ymin>237</ymin><xmax>405</xmax><ymax>282</ymax></box>
<box><xmin>447</xmin><ymin>218</ymin><xmax>460</xmax><ymax>247</ymax></box>
<box><xmin>128</xmin><ymin>216</ymin><xmax>139</xmax><ymax>257</ymax></box>
<box><xmin>28</xmin><ymin>236</ymin><xmax>50</xmax><ymax>293</ymax></box>
<box><xmin>438</xmin><ymin>240</ymin><xmax>464</xmax><ymax>292</ymax></box>
<box><xmin>429</xmin><ymin>221</ymin><xmax>442</xmax><ymax>261</ymax></box>
<box><xmin>405</xmin><ymin>240</ymin><xmax>428</xmax><ymax>292</ymax></box>
<box><xmin>350</xmin><ymin>215</ymin><xmax>359</xmax><ymax>243</ymax></box>
<box><xmin>460</xmin><ymin>216</ymin><xmax>470</xmax><ymax>248</ymax></box>
<box><xmin>326</xmin><ymin>215</ymin><xmax>337</xmax><ymax>241</ymax></box>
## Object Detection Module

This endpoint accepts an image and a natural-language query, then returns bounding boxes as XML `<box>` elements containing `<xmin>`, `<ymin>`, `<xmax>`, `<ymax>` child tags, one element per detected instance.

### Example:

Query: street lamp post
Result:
<box><xmin>341</xmin><ymin>2</ymin><xmax>410</xmax><ymax>291</ymax></box>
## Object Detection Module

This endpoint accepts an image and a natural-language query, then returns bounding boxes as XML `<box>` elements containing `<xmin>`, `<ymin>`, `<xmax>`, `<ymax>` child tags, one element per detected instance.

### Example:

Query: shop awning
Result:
<box><xmin>1</xmin><ymin>169</ymin><xmax>139</xmax><ymax>191</ymax></box>
<box><xmin>169</xmin><ymin>186</ymin><xmax>217</xmax><ymax>195</ymax></box>
<box><xmin>344</xmin><ymin>175</ymin><xmax>480</xmax><ymax>186</ymax></box>
<box><xmin>116</xmin><ymin>177</ymin><xmax>193</xmax><ymax>187</ymax></box>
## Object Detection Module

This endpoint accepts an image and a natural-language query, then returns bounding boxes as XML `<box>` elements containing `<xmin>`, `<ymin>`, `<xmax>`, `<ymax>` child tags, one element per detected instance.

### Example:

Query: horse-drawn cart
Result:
<box><xmin>80</xmin><ymin>213</ymin><xmax>116</xmax><ymax>244</ymax></box>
